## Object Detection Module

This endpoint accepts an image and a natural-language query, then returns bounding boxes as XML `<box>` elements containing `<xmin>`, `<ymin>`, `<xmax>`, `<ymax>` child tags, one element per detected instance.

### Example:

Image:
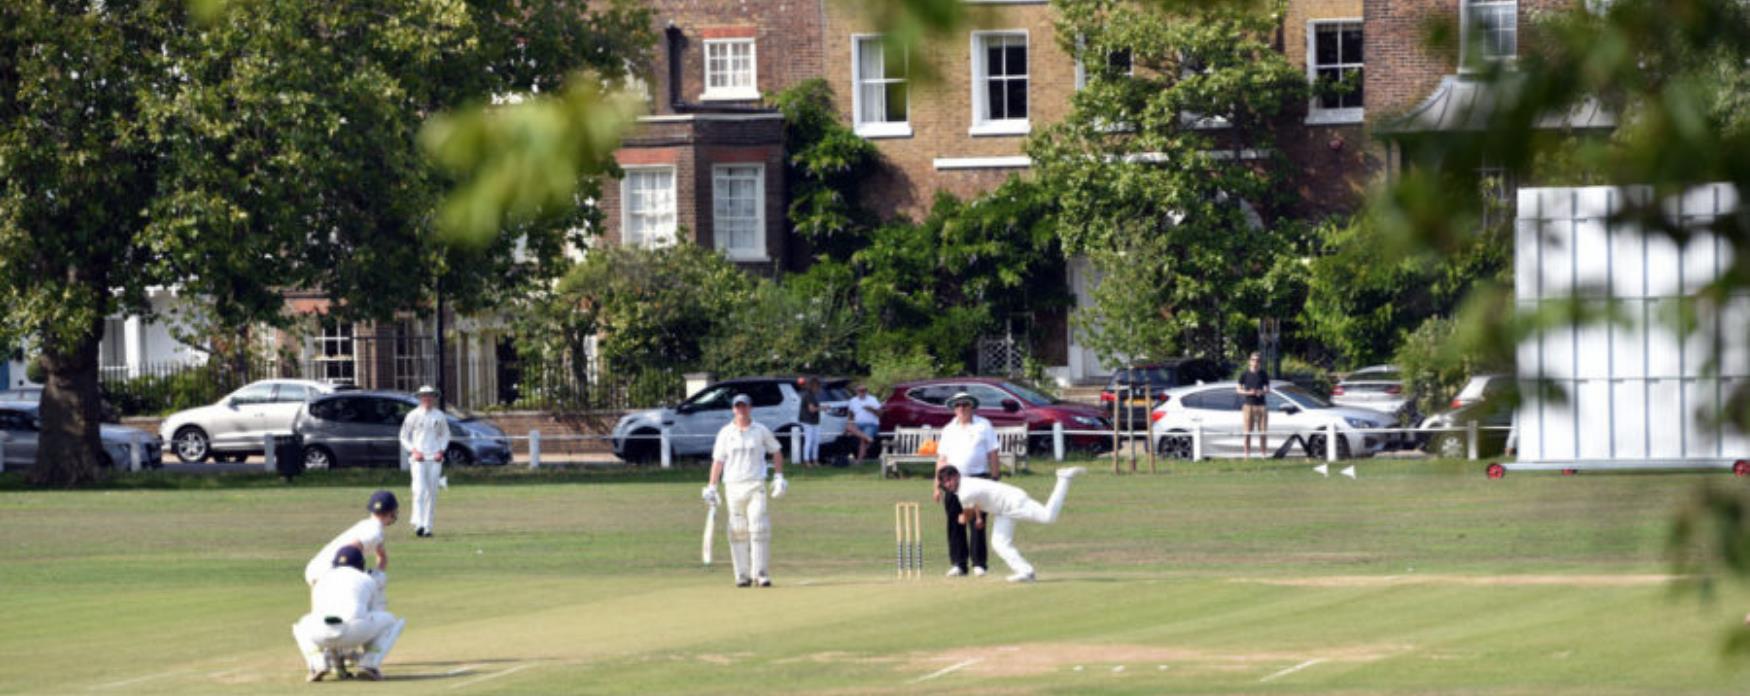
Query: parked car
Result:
<box><xmin>0</xmin><ymin>387</ymin><xmax>122</xmax><ymax>423</ymax></box>
<box><xmin>611</xmin><ymin>377</ymin><xmax>853</xmax><ymax>463</ymax></box>
<box><xmin>160</xmin><ymin>379</ymin><xmax>355</xmax><ymax>463</ymax></box>
<box><xmin>880</xmin><ymin>378</ymin><xmax>1113</xmax><ymax>453</ymax></box>
<box><xmin>1099</xmin><ymin>359</ymin><xmax>1228</xmax><ymax>431</ymax></box>
<box><xmin>1418</xmin><ymin>399</ymin><xmax>1513</xmax><ymax>459</ymax></box>
<box><xmin>1149</xmin><ymin>382</ymin><xmax>1397</xmax><ymax>459</ymax></box>
<box><xmin>1331</xmin><ymin>365</ymin><xmax>1414</xmax><ymax>423</ymax></box>
<box><xmin>0</xmin><ymin>401</ymin><xmax>163</xmax><ymax>470</ymax></box>
<box><xmin>292</xmin><ymin>391</ymin><xmax>512</xmax><ymax>469</ymax></box>
<box><xmin>1448</xmin><ymin>373</ymin><xmax>1513</xmax><ymax>410</ymax></box>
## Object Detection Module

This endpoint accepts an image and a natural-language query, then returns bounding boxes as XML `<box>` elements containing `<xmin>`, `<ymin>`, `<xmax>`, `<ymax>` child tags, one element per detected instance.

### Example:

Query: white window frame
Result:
<box><xmin>1074</xmin><ymin>39</ymin><xmax>1134</xmax><ymax>91</ymax></box>
<box><xmin>1460</xmin><ymin>0</ymin><xmax>1517</xmax><ymax>70</ymax></box>
<box><xmin>969</xmin><ymin>30</ymin><xmax>1031</xmax><ymax>136</ymax></box>
<box><xmin>701</xmin><ymin>38</ymin><xmax>759</xmax><ymax>101</ymax></box>
<box><xmin>1305</xmin><ymin>19</ymin><xmax>1365</xmax><ymax>125</ymax></box>
<box><xmin>311</xmin><ymin>321</ymin><xmax>357</xmax><ymax>384</ymax></box>
<box><xmin>851</xmin><ymin>34</ymin><xmax>912</xmax><ymax>139</ymax></box>
<box><xmin>711</xmin><ymin>164</ymin><xmax>767</xmax><ymax>262</ymax></box>
<box><xmin>620</xmin><ymin>166</ymin><xmax>678</xmax><ymax>249</ymax></box>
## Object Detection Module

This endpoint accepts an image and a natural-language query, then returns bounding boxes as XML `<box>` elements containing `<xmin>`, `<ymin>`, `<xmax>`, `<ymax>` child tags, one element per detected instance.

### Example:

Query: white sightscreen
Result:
<box><xmin>1515</xmin><ymin>184</ymin><xmax>1748</xmax><ymax>463</ymax></box>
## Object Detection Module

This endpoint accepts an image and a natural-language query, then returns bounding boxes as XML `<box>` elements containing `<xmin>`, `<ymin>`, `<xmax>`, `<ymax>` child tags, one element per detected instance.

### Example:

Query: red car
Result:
<box><xmin>880</xmin><ymin>378</ymin><xmax>1113</xmax><ymax>453</ymax></box>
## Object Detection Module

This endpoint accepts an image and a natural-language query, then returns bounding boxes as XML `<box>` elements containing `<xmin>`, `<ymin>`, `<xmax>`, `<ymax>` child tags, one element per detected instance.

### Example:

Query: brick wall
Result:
<box><xmin>1363</xmin><ymin>0</ymin><xmax>1457</xmax><ymax>118</ymax></box>
<box><xmin>648</xmin><ymin>0</ymin><xmax>826</xmax><ymax>111</ymax></box>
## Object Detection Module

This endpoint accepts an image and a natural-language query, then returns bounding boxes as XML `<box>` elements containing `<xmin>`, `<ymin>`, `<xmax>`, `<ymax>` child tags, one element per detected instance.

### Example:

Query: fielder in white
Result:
<box><xmin>934</xmin><ymin>464</ymin><xmax>1085</xmax><ymax>583</ymax></box>
<box><xmin>304</xmin><ymin>490</ymin><xmax>398</xmax><ymax>590</ymax></box>
<box><xmin>399</xmin><ymin>385</ymin><xmax>450</xmax><ymax>538</ymax></box>
<box><xmin>702</xmin><ymin>393</ymin><xmax>788</xmax><ymax>587</ymax></box>
<box><xmin>294</xmin><ymin>546</ymin><xmax>406</xmax><ymax>682</ymax></box>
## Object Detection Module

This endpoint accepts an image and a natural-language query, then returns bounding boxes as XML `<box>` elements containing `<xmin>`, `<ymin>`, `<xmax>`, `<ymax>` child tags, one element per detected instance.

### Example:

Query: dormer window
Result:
<box><xmin>1462</xmin><ymin>0</ymin><xmax>1517</xmax><ymax>68</ymax></box>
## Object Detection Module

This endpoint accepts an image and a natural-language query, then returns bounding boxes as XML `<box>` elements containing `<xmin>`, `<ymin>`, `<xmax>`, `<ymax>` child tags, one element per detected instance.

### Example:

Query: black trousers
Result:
<box><xmin>944</xmin><ymin>472</ymin><xmax>991</xmax><ymax>571</ymax></box>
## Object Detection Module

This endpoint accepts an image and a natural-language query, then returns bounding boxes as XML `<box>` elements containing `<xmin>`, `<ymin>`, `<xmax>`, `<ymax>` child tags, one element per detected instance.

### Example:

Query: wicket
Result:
<box><xmin>894</xmin><ymin>502</ymin><xmax>922</xmax><ymax>579</ymax></box>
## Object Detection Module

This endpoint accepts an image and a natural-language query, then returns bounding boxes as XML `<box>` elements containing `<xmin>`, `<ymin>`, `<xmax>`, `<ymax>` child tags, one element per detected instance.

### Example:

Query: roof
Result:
<box><xmin>893</xmin><ymin>377</ymin><xmax>1013</xmax><ymax>389</ymax></box>
<box><xmin>310</xmin><ymin>389</ymin><xmax>413</xmax><ymax>402</ymax></box>
<box><xmin>1383</xmin><ymin>75</ymin><xmax>1616</xmax><ymax>134</ymax></box>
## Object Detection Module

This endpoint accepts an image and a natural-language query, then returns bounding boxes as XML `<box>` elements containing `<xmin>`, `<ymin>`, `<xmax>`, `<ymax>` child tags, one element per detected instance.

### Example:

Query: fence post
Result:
<box><xmin>660</xmin><ymin>426</ymin><xmax>673</xmax><ymax>470</ymax></box>
<box><xmin>1326</xmin><ymin>422</ymin><xmax>1339</xmax><ymax>464</ymax></box>
<box><xmin>789</xmin><ymin>428</ymin><xmax>801</xmax><ymax>466</ymax></box>
<box><xmin>129</xmin><ymin>440</ymin><xmax>142</xmax><ymax>473</ymax></box>
<box><xmin>263</xmin><ymin>433</ymin><xmax>276</xmax><ymax>473</ymax></box>
<box><xmin>1193</xmin><ymin>424</ymin><xmax>1203</xmax><ymax>462</ymax></box>
<box><xmin>1467</xmin><ymin>420</ymin><xmax>1479</xmax><ymax>461</ymax></box>
<box><xmin>1052</xmin><ymin>421</ymin><xmax>1065</xmax><ymax>462</ymax></box>
<box><xmin>528</xmin><ymin>429</ymin><xmax>541</xmax><ymax>470</ymax></box>
<box><xmin>0</xmin><ymin>435</ymin><xmax>6</xmax><ymax>473</ymax></box>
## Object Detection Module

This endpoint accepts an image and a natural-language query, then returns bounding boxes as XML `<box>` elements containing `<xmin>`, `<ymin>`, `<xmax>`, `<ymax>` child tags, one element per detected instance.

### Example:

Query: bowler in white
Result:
<box><xmin>399</xmin><ymin>385</ymin><xmax>450</xmax><ymax>538</ymax></box>
<box><xmin>703</xmin><ymin>393</ymin><xmax>788</xmax><ymax>587</ymax></box>
<box><xmin>934</xmin><ymin>464</ymin><xmax>1085</xmax><ymax>582</ymax></box>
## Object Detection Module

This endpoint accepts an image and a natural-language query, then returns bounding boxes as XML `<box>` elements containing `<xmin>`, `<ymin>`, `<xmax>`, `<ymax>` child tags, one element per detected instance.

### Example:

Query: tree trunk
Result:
<box><xmin>29</xmin><ymin>324</ymin><xmax>107</xmax><ymax>487</ymax></box>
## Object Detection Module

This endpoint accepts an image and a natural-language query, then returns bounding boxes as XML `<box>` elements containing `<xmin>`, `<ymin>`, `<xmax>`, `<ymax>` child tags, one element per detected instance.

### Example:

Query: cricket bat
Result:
<box><xmin>702</xmin><ymin>503</ymin><xmax>717</xmax><ymax>565</ymax></box>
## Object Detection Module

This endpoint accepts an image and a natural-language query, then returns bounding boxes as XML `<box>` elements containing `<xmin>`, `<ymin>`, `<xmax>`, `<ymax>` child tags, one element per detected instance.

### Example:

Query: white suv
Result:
<box><xmin>1149</xmin><ymin>381</ymin><xmax>1396</xmax><ymax>459</ymax></box>
<box><xmin>611</xmin><ymin>377</ymin><xmax>851</xmax><ymax>462</ymax></box>
<box><xmin>160</xmin><ymin>379</ymin><xmax>353</xmax><ymax>463</ymax></box>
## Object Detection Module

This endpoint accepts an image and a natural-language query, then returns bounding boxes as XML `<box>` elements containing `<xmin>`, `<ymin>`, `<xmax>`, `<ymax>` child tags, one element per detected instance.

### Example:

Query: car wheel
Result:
<box><xmin>303</xmin><ymin>445</ymin><xmax>335</xmax><ymax>470</ymax></box>
<box><xmin>620</xmin><ymin>429</ymin><xmax>660</xmax><ymax>464</ymax></box>
<box><xmin>1307</xmin><ymin>433</ymin><xmax>1352</xmax><ymax>460</ymax></box>
<box><xmin>172</xmin><ymin>426</ymin><xmax>211</xmax><ymax>463</ymax></box>
<box><xmin>1432</xmin><ymin>433</ymin><xmax>1467</xmax><ymax>460</ymax></box>
<box><xmin>1156</xmin><ymin>432</ymin><xmax>1193</xmax><ymax>460</ymax></box>
<box><xmin>445</xmin><ymin>444</ymin><xmax>474</xmax><ymax>467</ymax></box>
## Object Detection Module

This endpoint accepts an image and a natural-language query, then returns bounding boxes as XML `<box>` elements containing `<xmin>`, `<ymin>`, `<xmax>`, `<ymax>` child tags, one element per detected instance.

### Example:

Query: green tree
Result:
<box><xmin>551</xmin><ymin>244</ymin><xmax>754</xmax><ymax>376</ymax></box>
<box><xmin>1029</xmin><ymin>0</ymin><xmax>1309</xmax><ymax>364</ymax></box>
<box><xmin>0</xmin><ymin>0</ymin><xmax>649</xmax><ymax>485</ymax></box>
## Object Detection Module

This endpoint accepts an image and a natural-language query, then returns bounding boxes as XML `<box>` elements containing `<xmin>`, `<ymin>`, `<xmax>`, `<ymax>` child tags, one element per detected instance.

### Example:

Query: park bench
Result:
<box><xmin>881</xmin><ymin>425</ymin><xmax>1031</xmax><ymax>478</ymax></box>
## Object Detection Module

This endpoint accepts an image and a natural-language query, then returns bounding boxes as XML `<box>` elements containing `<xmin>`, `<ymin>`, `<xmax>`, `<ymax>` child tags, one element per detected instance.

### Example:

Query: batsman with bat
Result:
<box><xmin>702</xmin><ymin>393</ymin><xmax>787</xmax><ymax>587</ymax></box>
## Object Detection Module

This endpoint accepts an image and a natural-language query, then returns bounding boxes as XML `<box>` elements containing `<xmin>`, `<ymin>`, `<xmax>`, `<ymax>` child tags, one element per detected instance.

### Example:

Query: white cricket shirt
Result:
<box><xmin>951</xmin><ymin>476</ymin><xmax>1031</xmax><ymax>517</ymax></box>
<box><xmin>938</xmin><ymin>415</ymin><xmax>998</xmax><ymax>476</ymax></box>
<box><xmin>310</xmin><ymin>517</ymin><xmax>384</xmax><ymax>574</ymax></box>
<box><xmin>713</xmin><ymin>421</ymin><xmax>781</xmax><ymax>483</ymax></box>
<box><xmin>848</xmin><ymin>395</ymin><xmax>883</xmax><ymax>426</ymax></box>
<box><xmin>311</xmin><ymin>566</ymin><xmax>380</xmax><ymax>621</ymax></box>
<box><xmin>399</xmin><ymin>406</ymin><xmax>451</xmax><ymax>458</ymax></box>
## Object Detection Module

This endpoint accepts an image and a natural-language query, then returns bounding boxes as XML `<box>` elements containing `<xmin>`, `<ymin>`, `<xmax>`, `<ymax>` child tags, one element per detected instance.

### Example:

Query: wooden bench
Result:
<box><xmin>881</xmin><ymin>425</ymin><xmax>1031</xmax><ymax>478</ymax></box>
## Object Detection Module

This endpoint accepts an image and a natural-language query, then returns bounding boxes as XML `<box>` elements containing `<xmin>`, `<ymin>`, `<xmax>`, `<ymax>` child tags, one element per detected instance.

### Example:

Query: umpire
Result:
<box><xmin>932</xmin><ymin>391</ymin><xmax>1000</xmax><ymax>577</ymax></box>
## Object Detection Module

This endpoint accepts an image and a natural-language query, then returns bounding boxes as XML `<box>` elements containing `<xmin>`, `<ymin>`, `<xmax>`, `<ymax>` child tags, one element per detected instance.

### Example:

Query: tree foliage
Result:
<box><xmin>555</xmin><ymin>244</ymin><xmax>754</xmax><ymax>375</ymax></box>
<box><xmin>0</xmin><ymin>0</ymin><xmax>650</xmax><ymax>485</ymax></box>
<box><xmin>1030</xmin><ymin>0</ymin><xmax>1309</xmax><ymax>364</ymax></box>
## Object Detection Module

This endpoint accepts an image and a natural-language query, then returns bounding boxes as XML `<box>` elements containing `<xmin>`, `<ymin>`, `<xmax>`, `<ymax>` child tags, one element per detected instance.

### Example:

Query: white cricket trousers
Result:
<box><xmin>410</xmin><ymin>459</ymin><xmax>442</xmax><ymax>531</ymax></box>
<box><xmin>801</xmin><ymin>424</ymin><xmax>820</xmax><ymax>462</ymax></box>
<box><xmin>989</xmin><ymin>475</ymin><xmax>1076</xmax><ymax>577</ymax></box>
<box><xmin>724</xmin><ymin>479</ymin><xmax>771</xmax><ymax>581</ymax></box>
<box><xmin>293</xmin><ymin>611</ymin><xmax>405</xmax><ymax>671</ymax></box>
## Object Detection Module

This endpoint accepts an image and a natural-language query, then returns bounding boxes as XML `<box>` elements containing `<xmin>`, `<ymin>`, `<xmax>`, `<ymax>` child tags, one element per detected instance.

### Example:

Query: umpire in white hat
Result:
<box><xmin>932</xmin><ymin>390</ymin><xmax>1000</xmax><ymax>577</ymax></box>
<box><xmin>399</xmin><ymin>385</ymin><xmax>451</xmax><ymax>538</ymax></box>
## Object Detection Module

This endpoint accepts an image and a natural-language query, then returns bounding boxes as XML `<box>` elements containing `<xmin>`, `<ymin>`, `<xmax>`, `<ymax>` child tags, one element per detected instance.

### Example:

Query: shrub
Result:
<box><xmin>863</xmin><ymin>347</ymin><xmax>939</xmax><ymax>399</ymax></box>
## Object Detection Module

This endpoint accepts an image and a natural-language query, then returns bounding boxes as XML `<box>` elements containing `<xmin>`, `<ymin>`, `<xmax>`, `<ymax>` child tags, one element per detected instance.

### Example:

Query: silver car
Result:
<box><xmin>159</xmin><ymin>379</ymin><xmax>352</xmax><ymax>463</ymax></box>
<box><xmin>1331</xmin><ymin>365</ymin><xmax>1414</xmax><ymax>423</ymax></box>
<box><xmin>0</xmin><ymin>401</ymin><xmax>163</xmax><ymax>471</ymax></box>
<box><xmin>611</xmin><ymin>377</ymin><xmax>851</xmax><ymax>462</ymax></box>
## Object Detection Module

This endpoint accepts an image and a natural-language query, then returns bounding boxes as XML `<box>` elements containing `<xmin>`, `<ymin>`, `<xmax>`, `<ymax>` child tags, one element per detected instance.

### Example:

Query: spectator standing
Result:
<box><xmin>1237</xmin><ymin>353</ymin><xmax>1271</xmax><ymax>458</ymax></box>
<box><xmin>797</xmin><ymin>377</ymin><xmax>822</xmax><ymax>468</ymax></box>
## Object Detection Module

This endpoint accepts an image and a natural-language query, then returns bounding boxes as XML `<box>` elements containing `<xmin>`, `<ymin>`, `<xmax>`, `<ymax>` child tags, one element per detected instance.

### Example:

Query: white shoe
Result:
<box><xmin>1006</xmin><ymin>571</ymin><xmax>1036</xmax><ymax>583</ymax></box>
<box><xmin>972</xmin><ymin>566</ymin><xmax>988</xmax><ymax>577</ymax></box>
<box><xmin>438</xmin><ymin>476</ymin><xmax>449</xmax><ymax>490</ymax></box>
<box><xmin>1057</xmin><ymin>466</ymin><xmax>1087</xmax><ymax>479</ymax></box>
<box><xmin>945</xmin><ymin>566</ymin><xmax>965</xmax><ymax>577</ymax></box>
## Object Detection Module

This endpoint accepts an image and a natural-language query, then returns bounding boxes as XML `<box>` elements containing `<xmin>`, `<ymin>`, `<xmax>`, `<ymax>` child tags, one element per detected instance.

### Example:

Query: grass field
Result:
<box><xmin>3</xmin><ymin>458</ymin><xmax>1750</xmax><ymax>694</ymax></box>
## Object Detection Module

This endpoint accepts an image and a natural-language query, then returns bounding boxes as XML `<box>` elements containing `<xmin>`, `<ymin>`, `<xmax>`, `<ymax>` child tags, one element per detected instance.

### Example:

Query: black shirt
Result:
<box><xmin>1239</xmin><ymin>370</ymin><xmax>1270</xmax><ymax>406</ymax></box>
<box><xmin>799</xmin><ymin>390</ymin><xmax>820</xmax><ymax>425</ymax></box>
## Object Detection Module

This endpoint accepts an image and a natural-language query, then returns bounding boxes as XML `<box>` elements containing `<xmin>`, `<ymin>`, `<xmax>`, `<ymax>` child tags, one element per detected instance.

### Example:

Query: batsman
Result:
<box><xmin>702</xmin><ymin>393</ymin><xmax>788</xmax><ymax>587</ymax></box>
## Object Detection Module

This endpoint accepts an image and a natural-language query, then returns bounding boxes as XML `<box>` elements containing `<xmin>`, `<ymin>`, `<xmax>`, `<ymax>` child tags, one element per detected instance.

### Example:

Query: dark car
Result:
<box><xmin>0</xmin><ymin>401</ymin><xmax>162</xmax><ymax>470</ymax></box>
<box><xmin>292</xmin><ymin>391</ymin><xmax>512</xmax><ymax>469</ymax></box>
<box><xmin>880</xmin><ymin>378</ymin><xmax>1112</xmax><ymax>453</ymax></box>
<box><xmin>1418</xmin><ymin>386</ymin><xmax>1515</xmax><ymax>459</ymax></box>
<box><xmin>0</xmin><ymin>387</ymin><xmax>122</xmax><ymax>423</ymax></box>
<box><xmin>1099</xmin><ymin>359</ymin><xmax>1228</xmax><ymax>431</ymax></box>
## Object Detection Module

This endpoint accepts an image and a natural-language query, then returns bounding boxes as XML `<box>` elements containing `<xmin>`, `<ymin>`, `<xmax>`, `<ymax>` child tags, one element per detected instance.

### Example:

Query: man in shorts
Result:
<box><xmin>1238</xmin><ymin>352</ymin><xmax>1271</xmax><ymax>458</ymax></box>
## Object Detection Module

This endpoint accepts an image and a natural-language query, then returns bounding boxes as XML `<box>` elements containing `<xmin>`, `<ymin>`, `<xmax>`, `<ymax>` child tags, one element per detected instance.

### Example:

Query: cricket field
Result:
<box><xmin>3</xmin><ymin>459</ymin><xmax>1748</xmax><ymax>694</ymax></box>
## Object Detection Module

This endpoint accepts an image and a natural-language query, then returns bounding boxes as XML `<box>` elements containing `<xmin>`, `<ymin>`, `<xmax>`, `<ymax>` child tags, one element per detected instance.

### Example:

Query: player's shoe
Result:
<box><xmin>1056</xmin><ymin>466</ymin><xmax>1087</xmax><ymax>479</ymax></box>
<box><xmin>735</xmin><ymin>577</ymin><xmax>752</xmax><ymax>588</ymax></box>
<box><xmin>945</xmin><ymin>566</ymin><xmax>965</xmax><ymax>577</ymax></box>
<box><xmin>972</xmin><ymin>566</ymin><xmax>988</xmax><ymax>577</ymax></box>
<box><xmin>306</xmin><ymin>668</ymin><xmax>329</xmax><ymax>683</ymax></box>
<box><xmin>1006</xmin><ymin>571</ymin><xmax>1036</xmax><ymax>583</ymax></box>
<box><xmin>755</xmin><ymin>575</ymin><xmax>772</xmax><ymax>588</ymax></box>
<box><xmin>355</xmin><ymin>668</ymin><xmax>382</xmax><ymax>681</ymax></box>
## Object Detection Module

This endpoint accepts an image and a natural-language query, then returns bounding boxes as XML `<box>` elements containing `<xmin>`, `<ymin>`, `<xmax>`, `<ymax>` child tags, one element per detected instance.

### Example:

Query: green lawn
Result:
<box><xmin>2</xmin><ymin>459</ymin><xmax>1748</xmax><ymax>694</ymax></box>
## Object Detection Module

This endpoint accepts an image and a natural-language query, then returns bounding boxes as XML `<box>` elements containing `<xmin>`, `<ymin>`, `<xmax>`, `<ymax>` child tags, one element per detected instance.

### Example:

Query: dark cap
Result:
<box><xmin>332</xmin><ymin>545</ymin><xmax>366</xmax><ymax>571</ymax></box>
<box><xmin>367</xmin><ymin>490</ymin><xmax>399</xmax><ymax>513</ymax></box>
<box><xmin>731</xmin><ymin>393</ymin><xmax>752</xmax><ymax>407</ymax></box>
<box><xmin>935</xmin><ymin>465</ymin><xmax>960</xmax><ymax>483</ymax></box>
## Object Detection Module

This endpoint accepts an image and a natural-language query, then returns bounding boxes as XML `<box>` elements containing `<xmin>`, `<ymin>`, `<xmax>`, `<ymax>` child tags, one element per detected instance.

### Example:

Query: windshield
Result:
<box><xmin>1274</xmin><ymin>384</ymin><xmax>1332</xmax><ymax>409</ymax></box>
<box><xmin>1001</xmin><ymin>382</ymin><xmax>1056</xmax><ymax>406</ymax></box>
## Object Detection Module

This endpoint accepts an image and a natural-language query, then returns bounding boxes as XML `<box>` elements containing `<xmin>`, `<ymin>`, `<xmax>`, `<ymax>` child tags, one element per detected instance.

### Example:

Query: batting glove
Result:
<box><xmin>701</xmin><ymin>485</ymin><xmax>720</xmax><ymax>507</ymax></box>
<box><xmin>769</xmin><ymin>473</ymin><xmax>788</xmax><ymax>499</ymax></box>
